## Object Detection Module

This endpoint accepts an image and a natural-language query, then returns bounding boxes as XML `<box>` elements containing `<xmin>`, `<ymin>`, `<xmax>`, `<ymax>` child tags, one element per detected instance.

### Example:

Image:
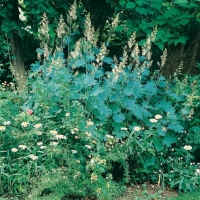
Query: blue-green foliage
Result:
<box><xmin>24</xmin><ymin>33</ymin><xmax>200</xmax><ymax>194</ymax></box>
<box><xmin>0</xmin><ymin>18</ymin><xmax>200</xmax><ymax>199</ymax></box>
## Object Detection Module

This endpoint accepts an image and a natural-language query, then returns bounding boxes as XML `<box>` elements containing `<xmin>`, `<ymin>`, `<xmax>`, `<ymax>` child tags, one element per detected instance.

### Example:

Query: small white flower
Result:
<box><xmin>85</xmin><ymin>132</ymin><xmax>92</xmax><ymax>137</ymax></box>
<box><xmin>86</xmin><ymin>119</ymin><xmax>94</xmax><ymax>126</ymax></box>
<box><xmin>37</xmin><ymin>142</ymin><xmax>43</xmax><ymax>146</ymax></box>
<box><xmin>75</xmin><ymin>136</ymin><xmax>79</xmax><ymax>139</ymax></box>
<box><xmin>50</xmin><ymin>130</ymin><xmax>58</xmax><ymax>135</ymax></box>
<box><xmin>21</xmin><ymin>122</ymin><xmax>29</xmax><ymax>127</ymax></box>
<box><xmin>195</xmin><ymin>169</ymin><xmax>200</xmax><ymax>176</ymax></box>
<box><xmin>71</xmin><ymin>150</ymin><xmax>77</xmax><ymax>153</ymax></box>
<box><xmin>11</xmin><ymin>148</ymin><xmax>18</xmax><ymax>152</ymax></box>
<box><xmin>40</xmin><ymin>146</ymin><xmax>47</xmax><ymax>149</ymax></box>
<box><xmin>155</xmin><ymin>114</ymin><xmax>162</xmax><ymax>120</ymax></box>
<box><xmin>162</xmin><ymin>127</ymin><xmax>167</xmax><ymax>132</ymax></box>
<box><xmin>18</xmin><ymin>145</ymin><xmax>27</xmax><ymax>150</ymax></box>
<box><xmin>85</xmin><ymin>145</ymin><xmax>92</xmax><ymax>149</ymax></box>
<box><xmin>73</xmin><ymin>128</ymin><xmax>79</xmax><ymax>132</ymax></box>
<box><xmin>65</xmin><ymin>112</ymin><xmax>70</xmax><ymax>117</ymax></box>
<box><xmin>34</xmin><ymin>123</ymin><xmax>42</xmax><ymax>129</ymax></box>
<box><xmin>50</xmin><ymin>142</ymin><xmax>58</xmax><ymax>146</ymax></box>
<box><xmin>150</xmin><ymin>118</ymin><xmax>158</xmax><ymax>123</ymax></box>
<box><xmin>90</xmin><ymin>158</ymin><xmax>95</xmax><ymax>164</ymax></box>
<box><xmin>71</xmin><ymin>130</ymin><xmax>75</xmax><ymax>134</ymax></box>
<box><xmin>29</xmin><ymin>154</ymin><xmax>38</xmax><ymax>160</ymax></box>
<box><xmin>106</xmin><ymin>134</ymin><xmax>114</xmax><ymax>139</ymax></box>
<box><xmin>121</xmin><ymin>127</ymin><xmax>127</xmax><ymax>131</ymax></box>
<box><xmin>35</xmin><ymin>131</ymin><xmax>43</xmax><ymax>135</ymax></box>
<box><xmin>0</xmin><ymin>126</ymin><xmax>6</xmax><ymax>131</ymax></box>
<box><xmin>91</xmin><ymin>173</ymin><xmax>98</xmax><ymax>181</ymax></box>
<box><xmin>184</xmin><ymin>145</ymin><xmax>192</xmax><ymax>151</ymax></box>
<box><xmin>55</xmin><ymin>134</ymin><xmax>67</xmax><ymax>139</ymax></box>
<box><xmin>3</xmin><ymin>121</ymin><xmax>11</xmax><ymax>126</ymax></box>
<box><xmin>133</xmin><ymin>126</ymin><xmax>141</xmax><ymax>132</ymax></box>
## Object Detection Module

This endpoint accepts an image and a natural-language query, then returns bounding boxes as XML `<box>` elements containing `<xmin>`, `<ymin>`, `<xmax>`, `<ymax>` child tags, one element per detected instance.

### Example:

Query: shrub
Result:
<box><xmin>0</xmin><ymin>2</ymin><xmax>200</xmax><ymax>198</ymax></box>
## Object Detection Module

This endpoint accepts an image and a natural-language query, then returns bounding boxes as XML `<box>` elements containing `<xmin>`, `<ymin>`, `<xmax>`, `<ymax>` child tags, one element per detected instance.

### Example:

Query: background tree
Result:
<box><xmin>106</xmin><ymin>0</ymin><xmax>200</xmax><ymax>75</ymax></box>
<box><xmin>0</xmin><ymin>0</ymin><xmax>200</xmax><ymax>89</ymax></box>
<box><xmin>0</xmin><ymin>0</ymin><xmax>114</xmax><ymax>89</ymax></box>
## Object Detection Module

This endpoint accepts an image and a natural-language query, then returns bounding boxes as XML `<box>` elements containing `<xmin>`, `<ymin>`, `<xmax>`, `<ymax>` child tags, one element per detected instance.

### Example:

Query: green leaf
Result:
<box><xmin>123</xmin><ymin>86</ymin><xmax>133</xmax><ymax>96</ymax></box>
<box><xmin>151</xmin><ymin>3</ymin><xmax>161</xmax><ymax>10</ymax></box>
<box><xmin>49</xmin><ymin>30</ymin><xmax>55</xmax><ymax>37</ymax></box>
<box><xmin>179</xmin><ymin>36</ymin><xmax>187</xmax><ymax>44</ymax></box>
<box><xmin>196</xmin><ymin>18</ymin><xmax>200</xmax><ymax>23</ymax></box>
<box><xmin>103</xmin><ymin>57</ymin><xmax>113</xmax><ymax>64</ymax></box>
<box><xmin>31</xmin><ymin>61</ymin><xmax>41</xmax><ymax>72</ymax></box>
<box><xmin>153</xmin><ymin>139</ymin><xmax>163</xmax><ymax>151</ymax></box>
<box><xmin>164</xmin><ymin>10</ymin><xmax>176</xmax><ymax>18</ymax></box>
<box><xmin>113</xmin><ymin>130</ymin><xmax>128</xmax><ymax>140</ymax></box>
<box><xmin>123</xmin><ymin>98</ymin><xmax>136</xmax><ymax>110</ymax></box>
<box><xmin>157</xmin><ymin>127</ymin><xmax>166</xmax><ymax>136</ymax></box>
<box><xmin>24</xmin><ymin>1</ymin><xmax>31</xmax><ymax>6</ymax></box>
<box><xmin>157</xmin><ymin>42</ymin><xmax>164</xmax><ymax>50</ymax></box>
<box><xmin>184</xmin><ymin>3</ymin><xmax>197</xmax><ymax>8</ymax></box>
<box><xmin>135</xmin><ymin>7</ymin><xmax>147</xmax><ymax>15</ymax></box>
<box><xmin>180</xmin><ymin>19</ymin><xmax>189</xmax><ymax>25</ymax></box>
<box><xmin>139</xmin><ymin>24</ymin><xmax>148</xmax><ymax>30</ymax></box>
<box><xmin>49</xmin><ymin>106</ymin><xmax>60</xmax><ymax>115</ymax></box>
<box><xmin>126</xmin><ymin>2</ymin><xmax>136</xmax><ymax>9</ymax></box>
<box><xmin>110</xmin><ymin>104</ymin><xmax>121</xmax><ymax>113</ymax></box>
<box><xmin>74</xmin><ymin>59</ymin><xmax>85</xmax><ymax>67</ymax></box>
<box><xmin>181</xmin><ymin>107</ymin><xmax>190</xmax><ymax>115</ymax></box>
<box><xmin>174</xmin><ymin>0</ymin><xmax>188</xmax><ymax>4</ymax></box>
<box><xmin>135</xmin><ymin>0</ymin><xmax>146</xmax><ymax>6</ymax></box>
<box><xmin>113</xmin><ymin>113</ymin><xmax>125</xmax><ymax>123</ymax></box>
<box><xmin>143</xmin><ymin>157</ymin><xmax>156</xmax><ymax>168</ymax></box>
<box><xmin>83</xmin><ymin>75</ymin><xmax>97</xmax><ymax>86</ymax></box>
<box><xmin>158</xmin><ymin>80</ymin><xmax>167</xmax><ymax>88</ymax></box>
<box><xmin>168</xmin><ymin>123</ymin><xmax>184</xmax><ymax>133</ymax></box>
<box><xmin>119</xmin><ymin>0</ymin><xmax>126</xmax><ymax>6</ymax></box>
<box><xmin>162</xmin><ymin>133</ymin><xmax>178</xmax><ymax>147</ymax></box>
<box><xmin>173</xmin><ymin>39</ymin><xmax>179</xmax><ymax>46</ymax></box>
<box><xmin>90</xmin><ymin>87</ymin><xmax>103</xmax><ymax>96</ymax></box>
<box><xmin>94</xmin><ymin>69</ymin><xmax>104</xmax><ymax>79</ymax></box>
<box><xmin>115</xmin><ymin>25</ymin><xmax>124</xmax><ymax>32</ymax></box>
<box><xmin>98</xmin><ymin>104</ymin><xmax>112</xmax><ymax>117</ymax></box>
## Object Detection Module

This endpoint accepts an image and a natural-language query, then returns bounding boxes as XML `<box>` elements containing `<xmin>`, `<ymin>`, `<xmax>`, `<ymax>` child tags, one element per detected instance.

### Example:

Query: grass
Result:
<box><xmin>169</xmin><ymin>188</ymin><xmax>200</xmax><ymax>200</ymax></box>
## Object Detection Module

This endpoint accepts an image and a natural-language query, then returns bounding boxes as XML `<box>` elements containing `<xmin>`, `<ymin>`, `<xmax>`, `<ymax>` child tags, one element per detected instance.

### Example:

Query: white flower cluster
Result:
<box><xmin>3</xmin><ymin>121</ymin><xmax>11</xmax><ymax>126</ymax></box>
<box><xmin>0</xmin><ymin>126</ymin><xmax>6</xmax><ymax>131</ymax></box>
<box><xmin>86</xmin><ymin>119</ymin><xmax>94</xmax><ymax>126</ymax></box>
<box><xmin>133</xmin><ymin>126</ymin><xmax>141</xmax><ymax>132</ymax></box>
<box><xmin>183</xmin><ymin>145</ymin><xmax>192</xmax><ymax>151</ymax></box>
<box><xmin>18</xmin><ymin>145</ymin><xmax>27</xmax><ymax>150</ymax></box>
<box><xmin>55</xmin><ymin>134</ymin><xmax>67</xmax><ymax>140</ymax></box>
<box><xmin>29</xmin><ymin>154</ymin><xmax>38</xmax><ymax>160</ymax></box>
<box><xmin>34</xmin><ymin>123</ymin><xmax>42</xmax><ymax>129</ymax></box>
<box><xmin>150</xmin><ymin>114</ymin><xmax>163</xmax><ymax>123</ymax></box>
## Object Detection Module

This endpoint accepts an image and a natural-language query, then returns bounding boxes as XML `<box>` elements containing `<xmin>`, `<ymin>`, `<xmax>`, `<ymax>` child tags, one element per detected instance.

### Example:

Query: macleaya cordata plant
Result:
<box><xmin>0</xmin><ymin>1</ymin><xmax>200</xmax><ymax>198</ymax></box>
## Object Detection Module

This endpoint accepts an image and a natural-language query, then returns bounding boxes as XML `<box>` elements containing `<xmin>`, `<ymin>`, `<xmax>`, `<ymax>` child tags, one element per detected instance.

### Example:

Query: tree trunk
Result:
<box><xmin>163</xmin><ymin>31</ymin><xmax>200</xmax><ymax>76</ymax></box>
<box><xmin>10</xmin><ymin>31</ymin><xmax>26</xmax><ymax>90</ymax></box>
<box><xmin>10</xmin><ymin>0</ymin><xmax>26</xmax><ymax>90</ymax></box>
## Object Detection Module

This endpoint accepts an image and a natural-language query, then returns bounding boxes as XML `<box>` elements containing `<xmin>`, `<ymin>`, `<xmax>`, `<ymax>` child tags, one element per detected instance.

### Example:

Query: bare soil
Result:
<box><xmin>117</xmin><ymin>183</ymin><xmax>178</xmax><ymax>200</ymax></box>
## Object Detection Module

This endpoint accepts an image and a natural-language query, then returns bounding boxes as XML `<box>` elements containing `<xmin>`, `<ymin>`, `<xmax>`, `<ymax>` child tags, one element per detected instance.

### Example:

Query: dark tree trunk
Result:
<box><xmin>10</xmin><ymin>0</ymin><xmax>26</xmax><ymax>90</ymax></box>
<box><xmin>10</xmin><ymin>31</ymin><xmax>26</xmax><ymax>89</ymax></box>
<box><xmin>163</xmin><ymin>31</ymin><xmax>200</xmax><ymax>76</ymax></box>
